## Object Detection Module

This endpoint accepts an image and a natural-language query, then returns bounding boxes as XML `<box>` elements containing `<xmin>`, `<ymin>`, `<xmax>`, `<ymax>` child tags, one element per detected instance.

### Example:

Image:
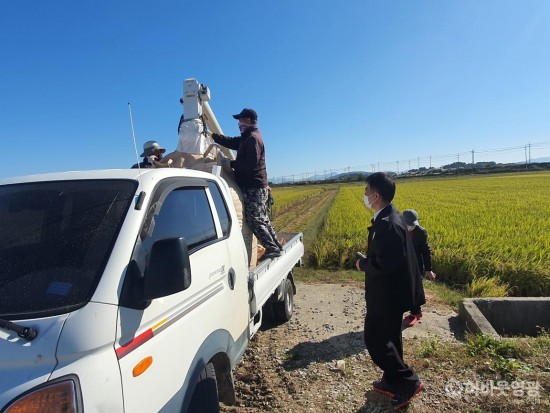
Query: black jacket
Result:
<box><xmin>131</xmin><ymin>158</ymin><xmax>154</xmax><ymax>169</ymax></box>
<box><xmin>409</xmin><ymin>226</ymin><xmax>432</xmax><ymax>272</ymax></box>
<box><xmin>212</xmin><ymin>126</ymin><xmax>267</xmax><ymax>188</ymax></box>
<box><xmin>358</xmin><ymin>204</ymin><xmax>426</xmax><ymax>314</ymax></box>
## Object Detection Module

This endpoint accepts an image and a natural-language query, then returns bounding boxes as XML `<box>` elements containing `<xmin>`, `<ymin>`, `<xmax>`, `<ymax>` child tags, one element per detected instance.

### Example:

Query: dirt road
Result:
<box><xmin>221</xmin><ymin>282</ymin><xmax>465</xmax><ymax>413</ymax></box>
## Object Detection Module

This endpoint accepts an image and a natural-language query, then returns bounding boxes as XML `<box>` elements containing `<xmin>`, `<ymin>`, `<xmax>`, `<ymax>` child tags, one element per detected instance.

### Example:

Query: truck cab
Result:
<box><xmin>0</xmin><ymin>168</ymin><xmax>303</xmax><ymax>412</ymax></box>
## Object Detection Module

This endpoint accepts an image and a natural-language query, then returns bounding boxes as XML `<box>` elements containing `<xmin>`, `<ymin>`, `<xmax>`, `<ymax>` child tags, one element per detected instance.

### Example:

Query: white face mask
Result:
<box><xmin>363</xmin><ymin>194</ymin><xmax>372</xmax><ymax>209</ymax></box>
<box><xmin>238</xmin><ymin>120</ymin><xmax>253</xmax><ymax>133</ymax></box>
<box><xmin>407</xmin><ymin>225</ymin><xmax>415</xmax><ymax>232</ymax></box>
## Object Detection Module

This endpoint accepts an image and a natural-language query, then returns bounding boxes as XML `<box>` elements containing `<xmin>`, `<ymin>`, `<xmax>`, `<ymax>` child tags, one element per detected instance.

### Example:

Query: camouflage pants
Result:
<box><xmin>242</xmin><ymin>187</ymin><xmax>282</xmax><ymax>252</ymax></box>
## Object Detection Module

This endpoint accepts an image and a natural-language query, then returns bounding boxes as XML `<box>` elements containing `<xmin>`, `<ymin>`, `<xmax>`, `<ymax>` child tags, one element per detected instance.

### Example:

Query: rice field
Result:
<box><xmin>272</xmin><ymin>172</ymin><xmax>550</xmax><ymax>296</ymax></box>
<box><xmin>271</xmin><ymin>186</ymin><xmax>325</xmax><ymax>215</ymax></box>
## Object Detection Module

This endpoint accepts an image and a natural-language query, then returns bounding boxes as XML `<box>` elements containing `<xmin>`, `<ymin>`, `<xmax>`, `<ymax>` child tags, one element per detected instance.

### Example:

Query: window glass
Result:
<box><xmin>0</xmin><ymin>180</ymin><xmax>135</xmax><ymax>319</ymax></box>
<box><xmin>207</xmin><ymin>181</ymin><xmax>231</xmax><ymax>236</ymax></box>
<box><xmin>142</xmin><ymin>187</ymin><xmax>217</xmax><ymax>254</ymax></box>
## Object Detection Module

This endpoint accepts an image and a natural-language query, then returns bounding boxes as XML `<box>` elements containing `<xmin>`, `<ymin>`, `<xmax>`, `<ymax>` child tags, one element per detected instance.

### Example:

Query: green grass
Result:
<box><xmin>294</xmin><ymin>268</ymin><xmax>364</xmax><ymax>284</ymax></box>
<box><xmin>295</xmin><ymin>269</ymin><xmax>467</xmax><ymax>310</ymax></box>
<box><xmin>423</xmin><ymin>280</ymin><xmax>466</xmax><ymax>309</ymax></box>
<box><xmin>409</xmin><ymin>332</ymin><xmax>550</xmax><ymax>411</ymax></box>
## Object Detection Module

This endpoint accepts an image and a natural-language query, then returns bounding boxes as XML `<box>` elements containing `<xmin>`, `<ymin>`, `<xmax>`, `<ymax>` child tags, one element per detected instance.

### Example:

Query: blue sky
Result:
<box><xmin>2</xmin><ymin>1</ymin><xmax>550</xmax><ymax>181</ymax></box>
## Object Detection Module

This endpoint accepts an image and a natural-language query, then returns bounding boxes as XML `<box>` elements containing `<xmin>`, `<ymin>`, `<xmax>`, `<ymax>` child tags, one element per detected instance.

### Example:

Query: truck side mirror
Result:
<box><xmin>143</xmin><ymin>237</ymin><xmax>192</xmax><ymax>300</ymax></box>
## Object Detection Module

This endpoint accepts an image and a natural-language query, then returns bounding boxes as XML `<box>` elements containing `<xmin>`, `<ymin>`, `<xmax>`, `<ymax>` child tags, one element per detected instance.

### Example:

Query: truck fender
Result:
<box><xmin>174</xmin><ymin>328</ymin><xmax>247</xmax><ymax>413</ymax></box>
<box><xmin>275</xmin><ymin>271</ymin><xmax>296</xmax><ymax>301</ymax></box>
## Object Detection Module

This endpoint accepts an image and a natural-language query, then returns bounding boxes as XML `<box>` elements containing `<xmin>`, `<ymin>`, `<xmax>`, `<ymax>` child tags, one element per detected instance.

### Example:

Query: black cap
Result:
<box><xmin>232</xmin><ymin>108</ymin><xmax>258</xmax><ymax>121</ymax></box>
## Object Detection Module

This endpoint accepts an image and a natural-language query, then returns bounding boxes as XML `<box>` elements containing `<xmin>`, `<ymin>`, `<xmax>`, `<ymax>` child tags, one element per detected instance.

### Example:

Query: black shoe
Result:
<box><xmin>263</xmin><ymin>250</ymin><xmax>281</xmax><ymax>260</ymax></box>
<box><xmin>372</xmin><ymin>379</ymin><xmax>396</xmax><ymax>398</ymax></box>
<box><xmin>390</xmin><ymin>381</ymin><xmax>424</xmax><ymax>408</ymax></box>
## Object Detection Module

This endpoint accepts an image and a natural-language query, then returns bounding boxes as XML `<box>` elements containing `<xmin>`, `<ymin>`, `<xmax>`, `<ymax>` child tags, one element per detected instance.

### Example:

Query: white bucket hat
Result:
<box><xmin>140</xmin><ymin>140</ymin><xmax>166</xmax><ymax>157</ymax></box>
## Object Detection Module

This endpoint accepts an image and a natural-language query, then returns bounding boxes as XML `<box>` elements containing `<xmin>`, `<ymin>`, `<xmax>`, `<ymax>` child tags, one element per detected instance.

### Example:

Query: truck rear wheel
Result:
<box><xmin>187</xmin><ymin>362</ymin><xmax>219</xmax><ymax>413</ymax></box>
<box><xmin>274</xmin><ymin>278</ymin><xmax>294</xmax><ymax>322</ymax></box>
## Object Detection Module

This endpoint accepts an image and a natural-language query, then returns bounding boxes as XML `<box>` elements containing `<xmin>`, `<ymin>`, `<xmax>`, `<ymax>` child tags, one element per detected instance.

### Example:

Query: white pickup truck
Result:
<box><xmin>0</xmin><ymin>167</ymin><xmax>303</xmax><ymax>412</ymax></box>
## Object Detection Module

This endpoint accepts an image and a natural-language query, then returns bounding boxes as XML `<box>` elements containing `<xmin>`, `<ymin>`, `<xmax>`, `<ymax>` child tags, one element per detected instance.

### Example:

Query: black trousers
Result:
<box><xmin>242</xmin><ymin>187</ymin><xmax>281</xmax><ymax>252</ymax></box>
<box><xmin>364</xmin><ymin>307</ymin><xmax>419</xmax><ymax>392</ymax></box>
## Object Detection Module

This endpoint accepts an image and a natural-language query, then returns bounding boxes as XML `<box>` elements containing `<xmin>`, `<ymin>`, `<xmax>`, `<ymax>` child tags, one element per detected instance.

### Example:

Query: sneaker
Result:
<box><xmin>390</xmin><ymin>381</ymin><xmax>424</xmax><ymax>408</ymax></box>
<box><xmin>401</xmin><ymin>313</ymin><xmax>418</xmax><ymax>329</ymax></box>
<box><xmin>372</xmin><ymin>379</ymin><xmax>396</xmax><ymax>398</ymax></box>
<box><xmin>263</xmin><ymin>250</ymin><xmax>281</xmax><ymax>260</ymax></box>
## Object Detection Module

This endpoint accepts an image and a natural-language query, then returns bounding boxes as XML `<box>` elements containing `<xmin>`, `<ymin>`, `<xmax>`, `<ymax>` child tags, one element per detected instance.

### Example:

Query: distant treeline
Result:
<box><xmin>271</xmin><ymin>162</ymin><xmax>550</xmax><ymax>186</ymax></box>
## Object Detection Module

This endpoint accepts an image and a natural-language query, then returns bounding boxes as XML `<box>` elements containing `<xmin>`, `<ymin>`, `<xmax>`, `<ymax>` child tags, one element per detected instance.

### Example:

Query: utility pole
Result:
<box><xmin>429</xmin><ymin>156</ymin><xmax>432</xmax><ymax>168</ymax></box>
<box><xmin>408</xmin><ymin>160</ymin><xmax>411</xmax><ymax>170</ymax></box>
<box><xmin>525</xmin><ymin>145</ymin><xmax>528</xmax><ymax>168</ymax></box>
<box><xmin>471</xmin><ymin>150</ymin><xmax>474</xmax><ymax>165</ymax></box>
<box><xmin>417</xmin><ymin>157</ymin><xmax>420</xmax><ymax>169</ymax></box>
<box><xmin>377</xmin><ymin>162</ymin><xmax>380</xmax><ymax>171</ymax></box>
<box><xmin>396</xmin><ymin>161</ymin><xmax>399</xmax><ymax>173</ymax></box>
<box><xmin>528</xmin><ymin>142</ymin><xmax>531</xmax><ymax>164</ymax></box>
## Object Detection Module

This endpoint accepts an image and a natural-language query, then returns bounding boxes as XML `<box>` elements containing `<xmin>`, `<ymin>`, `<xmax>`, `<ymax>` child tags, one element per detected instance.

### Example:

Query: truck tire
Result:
<box><xmin>274</xmin><ymin>278</ymin><xmax>294</xmax><ymax>322</ymax></box>
<box><xmin>187</xmin><ymin>362</ymin><xmax>219</xmax><ymax>413</ymax></box>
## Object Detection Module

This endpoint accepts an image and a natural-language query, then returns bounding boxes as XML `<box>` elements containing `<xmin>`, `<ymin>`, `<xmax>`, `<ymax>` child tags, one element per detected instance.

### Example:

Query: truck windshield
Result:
<box><xmin>0</xmin><ymin>179</ymin><xmax>136</xmax><ymax>319</ymax></box>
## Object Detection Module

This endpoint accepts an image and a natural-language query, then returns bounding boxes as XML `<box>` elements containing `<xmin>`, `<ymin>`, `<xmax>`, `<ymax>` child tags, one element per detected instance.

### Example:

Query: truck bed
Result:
<box><xmin>250</xmin><ymin>232</ymin><xmax>304</xmax><ymax>317</ymax></box>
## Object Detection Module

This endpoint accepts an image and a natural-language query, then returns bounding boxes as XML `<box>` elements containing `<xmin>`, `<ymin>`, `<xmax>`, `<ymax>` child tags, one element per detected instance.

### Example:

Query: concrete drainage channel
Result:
<box><xmin>459</xmin><ymin>298</ymin><xmax>550</xmax><ymax>338</ymax></box>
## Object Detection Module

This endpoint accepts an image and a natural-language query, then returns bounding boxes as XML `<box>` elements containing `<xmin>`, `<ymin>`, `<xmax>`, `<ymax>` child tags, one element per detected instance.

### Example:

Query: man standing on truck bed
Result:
<box><xmin>211</xmin><ymin>108</ymin><xmax>283</xmax><ymax>259</ymax></box>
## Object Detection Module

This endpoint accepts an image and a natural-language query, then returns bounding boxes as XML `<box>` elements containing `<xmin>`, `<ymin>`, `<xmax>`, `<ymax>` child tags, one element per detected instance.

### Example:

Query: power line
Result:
<box><xmin>273</xmin><ymin>140</ymin><xmax>550</xmax><ymax>183</ymax></box>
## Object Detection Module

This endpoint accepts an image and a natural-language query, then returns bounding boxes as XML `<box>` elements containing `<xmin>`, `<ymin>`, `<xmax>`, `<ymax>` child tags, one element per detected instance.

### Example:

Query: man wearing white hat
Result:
<box><xmin>131</xmin><ymin>140</ymin><xmax>166</xmax><ymax>169</ymax></box>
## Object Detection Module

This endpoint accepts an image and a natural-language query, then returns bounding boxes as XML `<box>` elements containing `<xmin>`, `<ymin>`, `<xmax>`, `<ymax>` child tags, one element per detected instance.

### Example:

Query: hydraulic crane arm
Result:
<box><xmin>181</xmin><ymin>78</ymin><xmax>235</xmax><ymax>160</ymax></box>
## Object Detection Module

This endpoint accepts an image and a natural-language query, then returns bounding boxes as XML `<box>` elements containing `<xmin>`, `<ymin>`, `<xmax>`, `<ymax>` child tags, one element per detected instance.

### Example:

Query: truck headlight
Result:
<box><xmin>3</xmin><ymin>376</ymin><xmax>82</xmax><ymax>413</ymax></box>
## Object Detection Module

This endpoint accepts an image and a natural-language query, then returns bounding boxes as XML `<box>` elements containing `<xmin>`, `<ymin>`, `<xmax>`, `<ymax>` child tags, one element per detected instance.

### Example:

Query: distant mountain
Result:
<box><xmin>273</xmin><ymin>171</ymin><xmax>370</xmax><ymax>184</ymax></box>
<box><xmin>531</xmin><ymin>157</ymin><xmax>550</xmax><ymax>163</ymax></box>
<box><xmin>515</xmin><ymin>157</ymin><xmax>550</xmax><ymax>165</ymax></box>
<box><xmin>305</xmin><ymin>171</ymin><xmax>370</xmax><ymax>182</ymax></box>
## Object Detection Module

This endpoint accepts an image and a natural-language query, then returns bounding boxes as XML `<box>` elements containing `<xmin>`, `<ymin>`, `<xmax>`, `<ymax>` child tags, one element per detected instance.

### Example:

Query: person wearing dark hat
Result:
<box><xmin>211</xmin><ymin>108</ymin><xmax>283</xmax><ymax>259</ymax></box>
<box><xmin>131</xmin><ymin>140</ymin><xmax>166</xmax><ymax>169</ymax></box>
<box><xmin>401</xmin><ymin>209</ymin><xmax>436</xmax><ymax>328</ymax></box>
<box><xmin>355</xmin><ymin>172</ymin><xmax>425</xmax><ymax>408</ymax></box>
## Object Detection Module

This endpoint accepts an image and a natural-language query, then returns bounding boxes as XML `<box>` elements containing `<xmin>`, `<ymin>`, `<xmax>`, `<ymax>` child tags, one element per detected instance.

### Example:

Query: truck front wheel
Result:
<box><xmin>187</xmin><ymin>362</ymin><xmax>219</xmax><ymax>413</ymax></box>
<box><xmin>274</xmin><ymin>278</ymin><xmax>294</xmax><ymax>322</ymax></box>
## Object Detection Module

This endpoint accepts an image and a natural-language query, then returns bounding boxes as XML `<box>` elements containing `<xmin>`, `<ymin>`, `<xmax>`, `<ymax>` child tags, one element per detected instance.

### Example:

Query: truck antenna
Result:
<box><xmin>128</xmin><ymin>103</ymin><xmax>145</xmax><ymax>202</ymax></box>
<box><xmin>128</xmin><ymin>103</ymin><xmax>141</xmax><ymax>167</ymax></box>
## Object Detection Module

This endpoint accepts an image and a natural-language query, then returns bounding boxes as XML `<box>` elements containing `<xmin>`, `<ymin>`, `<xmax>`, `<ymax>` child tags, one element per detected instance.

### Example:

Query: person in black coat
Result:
<box><xmin>211</xmin><ymin>108</ymin><xmax>282</xmax><ymax>259</ymax></box>
<box><xmin>355</xmin><ymin>172</ymin><xmax>425</xmax><ymax>408</ymax></box>
<box><xmin>402</xmin><ymin>209</ymin><xmax>437</xmax><ymax>328</ymax></box>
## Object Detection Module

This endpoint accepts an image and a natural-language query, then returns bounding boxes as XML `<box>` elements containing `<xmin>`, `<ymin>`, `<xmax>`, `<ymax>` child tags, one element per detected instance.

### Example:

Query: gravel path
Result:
<box><xmin>221</xmin><ymin>282</ymin><xmax>466</xmax><ymax>413</ymax></box>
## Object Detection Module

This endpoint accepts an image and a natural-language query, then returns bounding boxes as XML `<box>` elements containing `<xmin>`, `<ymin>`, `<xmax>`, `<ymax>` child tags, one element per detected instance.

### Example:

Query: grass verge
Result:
<box><xmin>295</xmin><ymin>268</ymin><xmax>467</xmax><ymax>309</ymax></box>
<box><xmin>423</xmin><ymin>280</ymin><xmax>466</xmax><ymax>310</ymax></box>
<box><xmin>294</xmin><ymin>268</ymin><xmax>364</xmax><ymax>284</ymax></box>
<box><xmin>406</xmin><ymin>332</ymin><xmax>550</xmax><ymax>412</ymax></box>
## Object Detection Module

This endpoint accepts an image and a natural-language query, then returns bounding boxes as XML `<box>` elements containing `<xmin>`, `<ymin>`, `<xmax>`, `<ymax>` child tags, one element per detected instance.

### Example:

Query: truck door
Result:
<box><xmin>115</xmin><ymin>179</ymin><xmax>245</xmax><ymax>412</ymax></box>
